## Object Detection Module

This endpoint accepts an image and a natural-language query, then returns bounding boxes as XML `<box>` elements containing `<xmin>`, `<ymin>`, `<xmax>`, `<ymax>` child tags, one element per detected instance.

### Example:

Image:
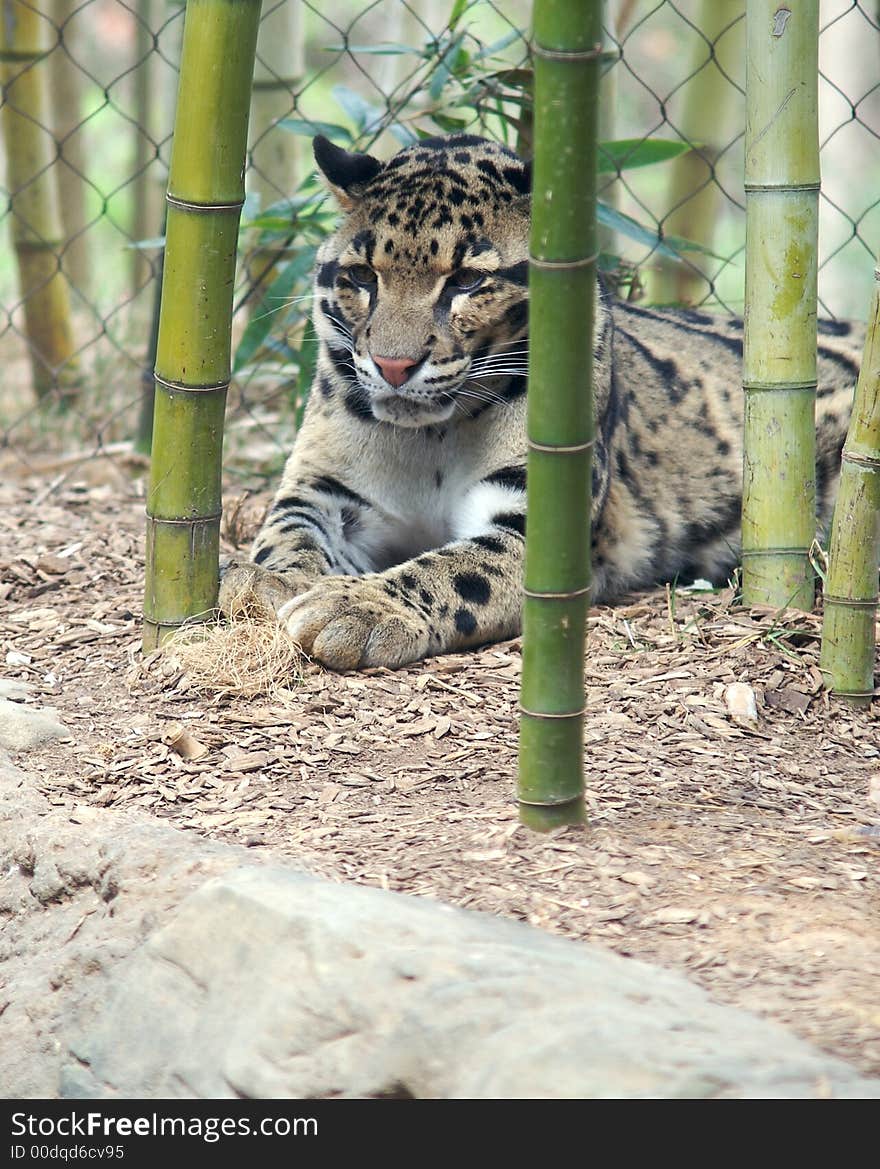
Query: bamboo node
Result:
<box><xmin>841</xmin><ymin>449</ymin><xmax>880</xmax><ymax>471</ymax></box>
<box><xmin>153</xmin><ymin>373</ymin><xmax>231</xmax><ymax>395</ymax></box>
<box><xmin>165</xmin><ymin>193</ymin><xmax>245</xmax><ymax>212</ymax></box>
<box><xmin>741</xmin><ymin>546</ymin><xmax>811</xmax><ymax>557</ymax></box>
<box><xmin>144</xmin><ymin>511</ymin><xmax>223</xmax><ymax>526</ymax></box>
<box><xmin>13</xmin><ymin>239</ymin><xmax>63</xmax><ymax>253</ymax></box>
<box><xmin>518</xmin><ymin>796</ymin><xmax>585</xmax><ymax>808</ymax></box>
<box><xmin>530</xmin><ymin>253</ymin><xmax>598</xmax><ymax>270</ymax></box>
<box><xmin>527</xmin><ymin>438</ymin><xmax>594</xmax><ymax>453</ymax></box>
<box><xmin>0</xmin><ymin>49</ymin><xmax>44</xmax><ymax>63</ymax></box>
<box><xmin>742</xmin><ymin>181</ymin><xmax>821</xmax><ymax>192</ymax></box>
<box><xmin>522</xmin><ymin>584</ymin><xmax>591</xmax><ymax>600</ymax></box>
<box><xmin>532</xmin><ymin>40</ymin><xmax>603</xmax><ymax>62</ymax></box>
<box><xmin>520</xmin><ymin>705</ymin><xmax>587</xmax><ymax>719</ymax></box>
<box><xmin>822</xmin><ymin>594</ymin><xmax>879</xmax><ymax>610</ymax></box>
<box><xmin>742</xmin><ymin>380</ymin><xmax>817</xmax><ymax>393</ymax></box>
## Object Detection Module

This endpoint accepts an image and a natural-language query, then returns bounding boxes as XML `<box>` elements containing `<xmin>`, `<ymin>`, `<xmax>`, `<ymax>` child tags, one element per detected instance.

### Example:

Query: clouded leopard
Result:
<box><xmin>219</xmin><ymin>133</ymin><xmax>860</xmax><ymax>670</ymax></box>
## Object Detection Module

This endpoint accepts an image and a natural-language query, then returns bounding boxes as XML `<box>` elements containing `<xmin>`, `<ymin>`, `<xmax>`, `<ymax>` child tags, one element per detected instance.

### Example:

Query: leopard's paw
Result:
<box><xmin>218</xmin><ymin>561</ymin><xmax>314</xmax><ymax>622</ymax></box>
<box><xmin>278</xmin><ymin>577</ymin><xmax>430</xmax><ymax>670</ymax></box>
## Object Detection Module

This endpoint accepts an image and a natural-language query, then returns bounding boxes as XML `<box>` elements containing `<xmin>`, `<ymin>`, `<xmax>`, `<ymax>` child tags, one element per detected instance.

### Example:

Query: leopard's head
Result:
<box><xmin>312</xmin><ymin>133</ymin><xmax>531</xmax><ymax>428</ymax></box>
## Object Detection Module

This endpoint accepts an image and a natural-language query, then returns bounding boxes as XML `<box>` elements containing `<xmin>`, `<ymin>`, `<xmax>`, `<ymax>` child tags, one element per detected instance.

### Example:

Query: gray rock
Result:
<box><xmin>0</xmin><ymin>752</ymin><xmax>256</xmax><ymax>1097</ymax></box>
<box><xmin>63</xmin><ymin>867</ymin><xmax>880</xmax><ymax>1100</ymax></box>
<box><xmin>2</xmin><ymin>749</ymin><xmax>878</xmax><ymax>1100</ymax></box>
<box><xmin>0</xmin><ymin>696</ymin><xmax>70</xmax><ymax>750</ymax></box>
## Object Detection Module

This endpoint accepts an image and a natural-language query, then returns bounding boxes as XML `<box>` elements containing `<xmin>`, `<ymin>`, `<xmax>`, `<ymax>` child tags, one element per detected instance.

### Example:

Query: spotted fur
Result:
<box><xmin>219</xmin><ymin>134</ymin><xmax>860</xmax><ymax>670</ymax></box>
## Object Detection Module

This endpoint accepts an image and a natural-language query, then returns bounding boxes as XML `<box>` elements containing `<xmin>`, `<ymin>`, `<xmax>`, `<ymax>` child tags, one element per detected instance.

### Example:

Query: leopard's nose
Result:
<box><xmin>373</xmin><ymin>354</ymin><xmax>419</xmax><ymax>388</ymax></box>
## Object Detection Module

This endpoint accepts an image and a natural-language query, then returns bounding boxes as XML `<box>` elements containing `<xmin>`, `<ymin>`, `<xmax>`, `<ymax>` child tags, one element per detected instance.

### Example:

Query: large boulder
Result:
<box><xmin>2</xmin><ymin>751</ymin><xmax>878</xmax><ymax>1099</ymax></box>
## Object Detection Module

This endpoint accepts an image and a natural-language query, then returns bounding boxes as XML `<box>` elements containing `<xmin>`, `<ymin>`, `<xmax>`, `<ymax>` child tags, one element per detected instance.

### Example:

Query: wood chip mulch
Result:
<box><xmin>1</xmin><ymin>475</ymin><xmax>879</xmax><ymax>1080</ymax></box>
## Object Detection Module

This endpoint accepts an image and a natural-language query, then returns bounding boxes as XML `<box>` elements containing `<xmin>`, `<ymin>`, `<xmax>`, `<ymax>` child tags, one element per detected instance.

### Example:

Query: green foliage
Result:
<box><xmin>233</xmin><ymin>244</ymin><xmax>317</xmax><ymax>373</ymax></box>
<box><xmin>597</xmin><ymin>138</ymin><xmax>692</xmax><ymax>174</ymax></box>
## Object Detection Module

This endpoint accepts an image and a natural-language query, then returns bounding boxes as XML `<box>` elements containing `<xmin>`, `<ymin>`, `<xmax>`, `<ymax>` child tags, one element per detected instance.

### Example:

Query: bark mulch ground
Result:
<box><xmin>1</xmin><ymin>474</ymin><xmax>878</xmax><ymax>1080</ymax></box>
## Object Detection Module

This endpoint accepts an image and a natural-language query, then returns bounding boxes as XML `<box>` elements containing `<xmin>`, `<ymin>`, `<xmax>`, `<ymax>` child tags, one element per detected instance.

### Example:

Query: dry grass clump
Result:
<box><xmin>168</xmin><ymin>617</ymin><xmax>304</xmax><ymax>699</ymax></box>
<box><xmin>166</xmin><ymin>578</ymin><xmax>305</xmax><ymax>699</ymax></box>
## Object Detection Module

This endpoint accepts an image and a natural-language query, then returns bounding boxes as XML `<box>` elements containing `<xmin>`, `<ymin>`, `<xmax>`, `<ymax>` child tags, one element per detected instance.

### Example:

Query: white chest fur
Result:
<box><xmin>344</xmin><ymin>418</ymin><xmax>522</xmax><ymax>569</ymax></box>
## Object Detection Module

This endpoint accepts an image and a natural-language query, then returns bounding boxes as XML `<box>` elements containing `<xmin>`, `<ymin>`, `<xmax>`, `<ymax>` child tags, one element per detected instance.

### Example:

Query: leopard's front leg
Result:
<box><xmin>280</xmin><ymin>517</ymin><xmax>526</xmax><ymax>670</ymax></box>
<box><xmin>218</xmin><ymin>473</ymin><xmax>377</xmax><ymax>620</ymax></box>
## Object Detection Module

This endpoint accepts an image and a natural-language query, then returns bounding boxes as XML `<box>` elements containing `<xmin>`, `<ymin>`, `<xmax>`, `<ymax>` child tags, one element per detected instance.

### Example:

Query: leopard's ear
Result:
<box><xmin>313</xmin><ymin>136</ymin><xmax>383</xmax><ymax>210</ymax></box>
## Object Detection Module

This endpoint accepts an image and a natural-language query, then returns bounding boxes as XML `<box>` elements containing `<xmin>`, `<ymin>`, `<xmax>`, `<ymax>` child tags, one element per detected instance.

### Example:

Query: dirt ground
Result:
<box><xmin>1</xmin><ymin>468</ymin><xmax>879</xmax><ymax>1082</ymax></box>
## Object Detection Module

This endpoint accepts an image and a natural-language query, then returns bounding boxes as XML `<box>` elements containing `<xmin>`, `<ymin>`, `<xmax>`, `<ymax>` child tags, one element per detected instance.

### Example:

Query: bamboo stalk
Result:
<box><xmin>134</xmin><ymin>211</ymin><xmax>165</xmax><ymax>457</ymax></box>
<box><xmin>131</xmin><ymin>0</ymin><xmax>161</xmax><ymax>293</ymax></box>
<box><xmin>741</xmin><ymin>1</ymin><xmax>820</xmax><ymax>610</ymax></box>
<box><xmin>819</xmin><ymin>270</ymin><xmax>880</xmax><ymax>705</ymax></box>
<box><xmin>596</xmin><ymin>2</ymin><xmax>638</xmax><ymax>263</ymax></box>
<box><xmin>0</xmin><ymin>0</ymin><xmax>77</xmax><ymax>400</ymax></box>
<box><xmin>49</xmin><ymin>0</ymin><xmax>90</xmax><ymax>293</ymax></box>
<box><xmin>143</xmin><ymin>0</ymin><xmax>262</xmax><ymax>651</ymax></box>
<box><xmin>246</xmin><ymin>0</ymin><xmax>303</xmax><ymax>309</ymax></box>
<box><xmin>518</xmin><ymin>0</ymin><xmax>601</xmax><ymax>831</ymax></box>
<box><xmin>650</xmin><ymin>1</ymin><xmax>744</xmax><ymax>306</ymax></box>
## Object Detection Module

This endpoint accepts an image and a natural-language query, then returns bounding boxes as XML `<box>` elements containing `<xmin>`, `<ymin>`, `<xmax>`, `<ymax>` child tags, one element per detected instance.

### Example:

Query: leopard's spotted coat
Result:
<box><xmin>220</xmin><ymin>134</ymin><xmax>860</xmax><ymax>669</ymax></box>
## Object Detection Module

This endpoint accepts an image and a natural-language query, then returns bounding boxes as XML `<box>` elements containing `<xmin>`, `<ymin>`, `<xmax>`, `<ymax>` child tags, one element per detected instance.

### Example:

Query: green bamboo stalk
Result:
<box><xmin>0</xmin><ymin>0</ymin><xmax>77</xmax><ymax>400</ymax></box>
<box><xmin>819</xmin><ymin>271</ymin><xmax>880</xmax><ymax>706</ymax></box>
<box><xmin>650</xmin><ymin>1</ymin><xmax>744</xmax><ymax>306</ymax></box>
<box><xmin>518</xmin><ymin>0</ymin><xmax>601</xmax><ymax>831</ymax></box>
<box><xmin>131</xmin><ymin>0</ymin><xmax>161</xmax><ymax>294</ymax></box>
<box><xmin>246</xmin><ymin>0</ymin><xmax>303</xmax><ymax>312</ymax></box>
<box><xmin>143</xmin><ymin>0</ymin><xmax>262</xmax><ymax>651</ymax></box>
<box><xmin>596</xmin><ymin>2</ymin><xmax>637</xmax><ymax>263</ymax></box>
<box><xmin>49</xmin><ymin>0</ymin><xmax>90</xmax><ymax>293</ymax></box>
<box><xmin>741</xmin><ymin>0</ymin><xmax>819</xmax><ymax>609</ymax></box>
<box><xmin>134</xmin><ymin>211</ymin><xmax>165</xmax><ymax>457</ymax></box>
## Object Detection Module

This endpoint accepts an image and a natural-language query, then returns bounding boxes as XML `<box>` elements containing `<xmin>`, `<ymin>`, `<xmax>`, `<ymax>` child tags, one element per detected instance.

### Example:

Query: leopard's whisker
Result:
<box><xmin>322</xmin><ymin>313</ymin><xmax>355</xmax><ymax>342</ymax></box>
<box><xmin>457</xmin><ymin>382</ymin><xmax>510</xmax><ymax>408</ymax></box>
<box><xmin>468</xmin><ymin>365</ymin><xmax>529</xmax><ymax>377</ymax></box>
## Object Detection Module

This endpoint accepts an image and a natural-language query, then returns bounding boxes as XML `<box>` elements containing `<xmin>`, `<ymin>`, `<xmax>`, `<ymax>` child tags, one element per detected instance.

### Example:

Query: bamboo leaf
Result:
<box><xmin>261</xmin><ymin>335</ymin><xmax>299</xmax><ymax>362</ymax></box>
<box><xmin>429</xmin><ymin>31</ymin><xmax>467</xmax><ymax>99</ymax></box>
<box><xmin>233</xmin><ymin>247</ymin><xmax>316</xmax><ymax>372</ymax></box>
<box><xmin>245</xmin><ymin>192</ymin><xmax>322</xmax><ymax>223</ymax></box>
<box><xmin>277</xmin><ymin>118</ymin><xmax>353</xmax><ymax>142</ymax></box>
<box><xmin>322</xmin><ymin>43</ymin><xmax>419</xmax><ymax>55</ymax></box>
<box><xmin>662</xmin><ymin>231</ymin><xmax>727</xmax><ymax>259</ymax></box>
<box><xmin>598</xmin><ymin>138</ymin><xmax>694</xmax><ymax>174</ymax></box>
<box><xmin>295</xmin><ymin>322</ymin><xmax>320</xmax><ymax>428</ymax></box>
<box><xmin>449</xmin><ymin>0</ymin><xmax>471</xmax><ymax>30</ymax></box>
<box><xmin>242</xmin><ymin>217</ymin><xmax>295</xmax><ymax>234</ymax></box>
<box><xmin>596</xmin><ymin>202</ymin><xmax>722</xmax><ymax>260</ymax></box>
<box><xmin>487</xmin><ymin>67</ymin><xmax>533</xmax><ymax>89</ymax></box>
<box><xmin>331</xmin><ymin>85</ymin><xmax>384</xmax><ymax>133</ymax></box>
<box><xmin>388</xmin><ymin>122</ymin><xmax>421</xmax><ymax>146</ymax></box>
<box><xmin>472</xmin><ymin>29</ymin><xmax>525</xmax><ymax>59</ymax></box>
<box><xmin>595</xmin><ymin>203</ymin><xmax>679</xmax><ymax>258</ymax></box>
<box><xmin>431</xmin><ymin>113</ymin><xmax>469</xmax><ymax>133</ymax></box>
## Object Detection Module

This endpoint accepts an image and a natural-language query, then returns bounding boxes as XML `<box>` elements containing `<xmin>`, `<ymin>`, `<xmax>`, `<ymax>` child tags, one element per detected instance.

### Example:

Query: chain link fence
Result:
<box><xmin>0</xmin><ymin>0</ymin><xmax>877</xmax><ymax>487</ymax></box>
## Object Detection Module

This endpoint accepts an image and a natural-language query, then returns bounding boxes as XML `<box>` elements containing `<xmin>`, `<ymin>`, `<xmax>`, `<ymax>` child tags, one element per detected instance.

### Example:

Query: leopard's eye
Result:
<box><xmin>447</xmin><ymin>269</ymin><xmax>486</xmax><ymax>293</ymax></box>
<box><xmin>347</xmin><ymin>264</ymin><xmax>377</xmax><ymax>288</ymax></box>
